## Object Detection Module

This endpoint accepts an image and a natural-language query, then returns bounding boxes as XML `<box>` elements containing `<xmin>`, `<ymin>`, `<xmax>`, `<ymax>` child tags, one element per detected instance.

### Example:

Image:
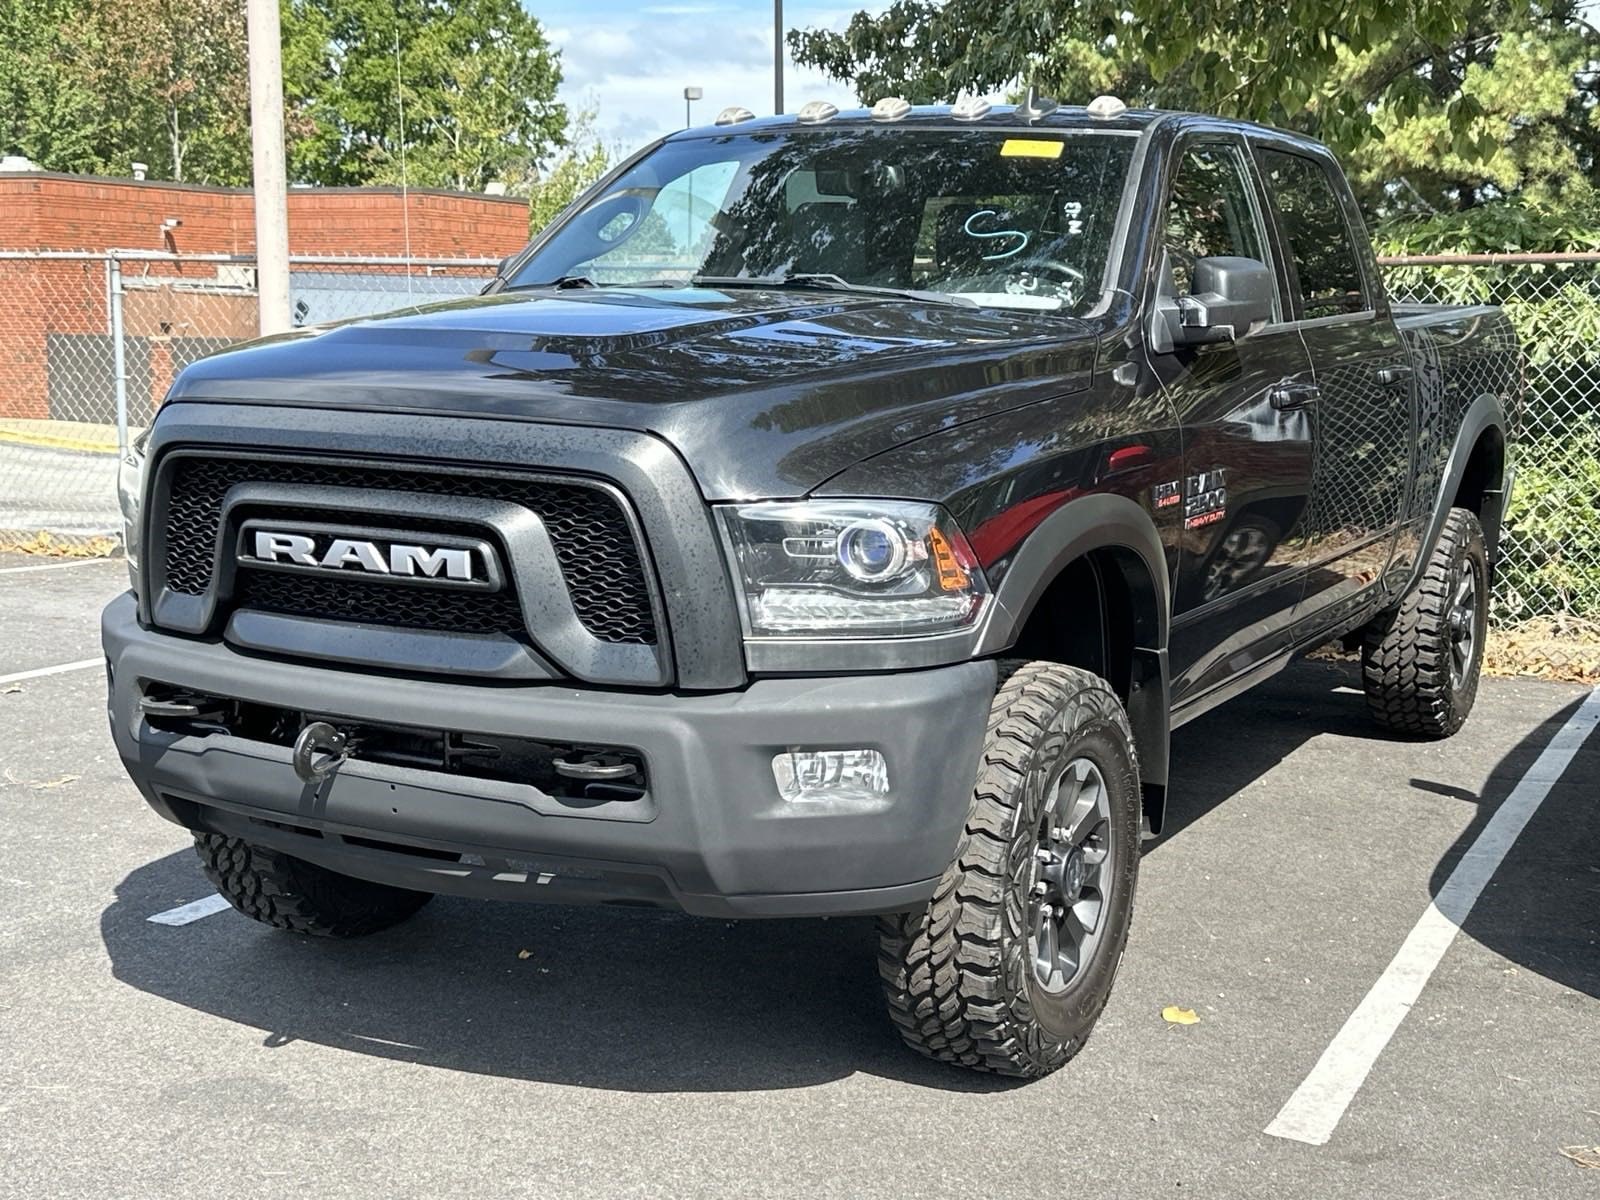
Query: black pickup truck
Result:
<box><xmin>105</xmin><ymin>100</ymin><xmax>1520</xmax><ymax>1077</ymax></box>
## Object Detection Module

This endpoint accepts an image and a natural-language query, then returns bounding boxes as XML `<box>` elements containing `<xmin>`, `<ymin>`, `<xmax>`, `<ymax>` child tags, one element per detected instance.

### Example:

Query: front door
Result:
<box><xmin>1253</xmin><ymin>145</ymin><xmax>1412</xmax><ymax>636</ymax></box>
<box><xmin>1152</xmin><ymin>138</ymin><xmax>1319</xmax><ymax>709</ymax></box>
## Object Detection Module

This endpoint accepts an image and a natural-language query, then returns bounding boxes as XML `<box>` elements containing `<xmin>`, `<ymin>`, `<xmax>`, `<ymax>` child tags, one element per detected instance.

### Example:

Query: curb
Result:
<box><xmin>0</xmin><ymin>429</ymin><xmax>120</xmax><ymax>455</ymax></box>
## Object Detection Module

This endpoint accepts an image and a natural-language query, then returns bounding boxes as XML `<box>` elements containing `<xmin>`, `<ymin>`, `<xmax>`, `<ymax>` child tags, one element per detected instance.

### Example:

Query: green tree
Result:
<box><xmin>283</xmin><ymin>0</ymin><xmax>566</xmax><ymax>190</ymax></box>
<box><xmin>789</xmin><ymin>0</ymin><xmax>1521</xmax><ymax>166</ymax></box>
<box><xmin>526</xmin><ymin>109</ymin><xmax>610</xmax><ymax>232</ymax></box>
<box><xmin>1341</xmin><ymin>3</ymin><xmax>1600</xmax><ymax>217</ymax></box>
<box><xmin>0</xmin><ymin>0</ymin><xmax>105</xmax><ymax>171</ymax></box>
<box><xmin>82</xmin><ymin>0</ymin><xmax>251</xmax><ymax>183</ymax></box>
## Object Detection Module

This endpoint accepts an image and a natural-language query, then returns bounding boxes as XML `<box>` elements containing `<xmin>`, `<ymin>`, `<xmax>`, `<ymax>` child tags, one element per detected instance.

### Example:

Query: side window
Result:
<box><xmin>1164</xmin><ymin>143</ymin><xmax>1272</xmax><ymax>307</ymax></box>
<box><xmin>1257</xmin><ymin>149</ymin><xmax>1368</xmax><ymax>319</ymax></box>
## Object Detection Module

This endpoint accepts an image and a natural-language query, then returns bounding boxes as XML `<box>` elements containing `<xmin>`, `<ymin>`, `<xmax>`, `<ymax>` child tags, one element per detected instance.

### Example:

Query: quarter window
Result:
<box><xmin>1257</xmin><ymin>149</ymin><xmax>1368</xmax><ymax>319</ymax></box>
<box><xmin>1163</xmin><ymin>143</ymin><xmax>1272</xmax><ymax>312</ymax></box>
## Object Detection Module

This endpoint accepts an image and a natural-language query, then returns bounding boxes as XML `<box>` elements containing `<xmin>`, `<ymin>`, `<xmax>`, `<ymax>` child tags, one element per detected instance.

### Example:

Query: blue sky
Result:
<box><xmin>529</xmin><ymin>0</ymin><xmax>888</xmax><ymax>154</ymax></box>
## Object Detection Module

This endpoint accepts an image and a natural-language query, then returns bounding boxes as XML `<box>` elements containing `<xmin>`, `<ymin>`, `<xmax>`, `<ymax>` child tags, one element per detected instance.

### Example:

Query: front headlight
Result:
<box><xmin>716</xmin><ymin>500</ymin><xmax>990</xmax><ymax>639</ymax></box>
<box><xmin>116</xmin><ymin>430</ymin><xmax>148</xmax><ymax>590</ymax></box>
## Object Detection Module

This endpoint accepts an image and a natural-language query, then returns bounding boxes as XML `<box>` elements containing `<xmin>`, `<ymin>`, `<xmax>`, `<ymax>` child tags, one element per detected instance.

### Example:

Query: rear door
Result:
<box><xmin>1252</xmin><ymin>142</ymin><xmax>1414</xmax><ymax>636</ymax></box>
<box><xmin>1154</xmin><ymin>136</ymin><xmax>1319</xmax><ymax>708</ymax></box>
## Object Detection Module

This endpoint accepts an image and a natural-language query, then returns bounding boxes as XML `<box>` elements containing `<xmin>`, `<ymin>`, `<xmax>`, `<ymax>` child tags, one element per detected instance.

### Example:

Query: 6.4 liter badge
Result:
<box><xmin>235</xmin><ymin>519</ymin><xmax>502</xmax><ymax>591</ymax></box>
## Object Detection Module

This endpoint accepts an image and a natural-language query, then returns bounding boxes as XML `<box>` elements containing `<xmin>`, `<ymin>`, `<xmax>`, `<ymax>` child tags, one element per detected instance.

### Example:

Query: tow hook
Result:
<box><xmin>292</xmin><ymin>721</ymin><xmax>351</xmax><ymax>784</ymax></box>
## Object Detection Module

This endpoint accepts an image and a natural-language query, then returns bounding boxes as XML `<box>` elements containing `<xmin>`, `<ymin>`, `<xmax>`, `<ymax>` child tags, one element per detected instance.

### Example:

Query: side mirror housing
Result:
<box><xmin>481</xmin><ymin>252</ymin><xmax>519</xmax><ymax>295</ymax></box>
<box><xmin>1151</xmin><ymin>256</ymin><xmax>1275</xmax><ymax>352</ymax></box>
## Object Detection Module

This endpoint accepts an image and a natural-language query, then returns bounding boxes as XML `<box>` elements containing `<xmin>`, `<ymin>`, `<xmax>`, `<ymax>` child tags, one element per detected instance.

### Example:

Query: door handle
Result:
<box><xmin>1269</xmin><ymin>380</ymin><xmax>1321</xmax><ymax>410</ymax></box>
<box><xmin>1374</xmin><ymin>363</ymin><xmax>1413</xmax><ymax>387</ymax></box>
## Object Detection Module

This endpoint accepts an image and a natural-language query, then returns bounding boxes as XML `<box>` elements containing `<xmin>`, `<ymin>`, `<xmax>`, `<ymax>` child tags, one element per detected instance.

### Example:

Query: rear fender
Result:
<box><xmin>1408</xmin><ymin>393</ymin><xmax>1509</xmax><ymax>597</ymax></box>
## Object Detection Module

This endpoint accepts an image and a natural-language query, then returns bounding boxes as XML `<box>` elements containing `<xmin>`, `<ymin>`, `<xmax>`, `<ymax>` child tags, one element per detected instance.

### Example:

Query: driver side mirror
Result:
<box><xmin>481</xmin><ymin>252</ymin><xmax>518</xmax><ymax>295</ymax></box>
<box><xmin>1151</xmin><ymin>256</ymin><xmax>1275</xmax><ymax>352</ymax></box>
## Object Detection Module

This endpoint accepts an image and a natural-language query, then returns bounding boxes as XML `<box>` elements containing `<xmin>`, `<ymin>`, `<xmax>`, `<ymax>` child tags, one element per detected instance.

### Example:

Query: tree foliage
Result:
<box><xmin>83</xmin><ymin>0</ymin><xmax>250</xmax><ymax>182</ymax></box>
<box><xmin>791</xmin><ymin>0</ymin><xmax>1600</xmax><ymax>219</ymax></box>
<box><xmin>526</xmin><ymin>109</ymin><xmax>611</xmax><ymax>233</ymax></box>
<box><xmin>0</xmin><ymin>0</ymin><xmax>115</xmax><ymax>172</ymax></box>
<box><xmin>1</xmin><ymin>0</ymin><xmax>568</xmax><ymax>191</ymax></box>
<box><xmin>283</xmin><ymin>0</ymin><xmax>566</xmax><ymax>190</ymax></box>
<box><xmin>790</xmin><ymin>0</ymin><xmax>1502</xmax><ymax>153</ymax></box>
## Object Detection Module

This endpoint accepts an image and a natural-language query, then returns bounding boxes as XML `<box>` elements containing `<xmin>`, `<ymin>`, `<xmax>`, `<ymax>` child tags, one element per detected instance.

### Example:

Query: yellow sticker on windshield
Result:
<box><xmin>1000</xmin><ymin>139</ymin><xmax>1064</xmax><ymax>159</ymax></box>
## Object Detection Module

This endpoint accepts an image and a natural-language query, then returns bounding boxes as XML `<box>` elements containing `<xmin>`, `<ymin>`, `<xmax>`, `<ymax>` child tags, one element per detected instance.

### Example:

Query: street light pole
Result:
<box><xmin>773</xmin><ymin>0</ymin><xmax>784</xmax><ymax>114</ymax></box>
<box><xmin>245</xmin><ymin>0</ymin><xmax>291</xmax><ymax>335</ymax></box>
<box><xmin>683</xmin><ymin>85</ymin><xmax>703</xmax><ymax>128</ymax></box>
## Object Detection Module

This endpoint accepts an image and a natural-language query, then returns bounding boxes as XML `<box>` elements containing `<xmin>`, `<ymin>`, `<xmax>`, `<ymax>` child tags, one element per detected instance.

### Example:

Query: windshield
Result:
<box><xmin>508</xmin><ymin>128</ymin><xmax>1136</xmax><ymax>314</ymax></box>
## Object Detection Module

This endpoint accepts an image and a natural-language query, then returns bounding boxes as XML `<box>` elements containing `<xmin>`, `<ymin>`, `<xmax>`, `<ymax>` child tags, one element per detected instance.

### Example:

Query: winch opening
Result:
<box><xmin>140</xmin><ymin>683</ymin><xmax>648</xmax><ymax>805</ymax></box>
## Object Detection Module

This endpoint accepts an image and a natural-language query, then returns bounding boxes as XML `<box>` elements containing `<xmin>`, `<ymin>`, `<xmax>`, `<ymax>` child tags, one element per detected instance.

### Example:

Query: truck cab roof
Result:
<box><xmin>663</xmin><ymin>103</ymin><xmax>1331</xmax><ymax>159</ymax></box>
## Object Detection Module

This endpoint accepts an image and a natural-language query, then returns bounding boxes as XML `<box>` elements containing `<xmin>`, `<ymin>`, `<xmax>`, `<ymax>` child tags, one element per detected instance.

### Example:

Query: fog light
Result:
<box><xmin>771</xmin><ymin>748</ymin><xmax>889</xmax><ymax>802</ymax></box>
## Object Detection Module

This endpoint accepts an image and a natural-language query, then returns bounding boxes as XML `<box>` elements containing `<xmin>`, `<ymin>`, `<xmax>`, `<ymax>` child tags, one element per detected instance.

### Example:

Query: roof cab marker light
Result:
<box><xmin>950</xmin><ymin>97</ymin><xmax>992</xmax><ymax>122</ymax></box>
<box><xmin>1087</xmin><ymin>94</ymin><xmax>1129</xmax><ymax>119</ymax></box>
<box><xmin>714</xmin><ymin>106</ymin><xmax>756</xmax><ymax>126</ymax></box>
<box><xmin>870</xmin><ymin>96</ymin><xmax>912</xmax><ymax>122</ymax></box>
<box><xmin>796</xmin><ymin>100</ymin><xmax>840</xmax><ymax>124</ymax></box>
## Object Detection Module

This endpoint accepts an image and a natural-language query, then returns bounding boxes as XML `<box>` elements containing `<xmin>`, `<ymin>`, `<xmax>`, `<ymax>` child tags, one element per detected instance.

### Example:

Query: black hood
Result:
<box><xmin>168</xmin><ymin>286</ymin><xmax>1098</xmax><ymax>498</ymax></box>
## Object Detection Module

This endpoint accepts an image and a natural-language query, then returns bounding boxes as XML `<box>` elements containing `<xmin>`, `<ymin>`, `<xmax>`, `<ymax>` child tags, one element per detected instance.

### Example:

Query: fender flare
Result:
<box><xmin>1406</xmin><ymin>393</ymin><xmax>1509</xmax><ymax>597</ymax></box>
<box><xmin>974</xmin><ymin>493</ymin><xmax>1173</xmax><ymax>827</ymax></box>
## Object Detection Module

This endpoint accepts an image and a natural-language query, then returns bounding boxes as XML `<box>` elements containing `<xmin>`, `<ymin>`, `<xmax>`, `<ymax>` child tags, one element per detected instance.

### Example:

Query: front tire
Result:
<box><xmin>196</xmin><ymin>833</ymin><xmax>433</xmax><ymax>937</ymax></box>
<box><xmin>1361</xmin><ymin>506</ymin><xmax>1488</xmax><ymax>738</ymax></box>
<box><xmin>878</xmin><ymin>661</ymin><xmax>1141</xmax><ymax>1077</ymax></box>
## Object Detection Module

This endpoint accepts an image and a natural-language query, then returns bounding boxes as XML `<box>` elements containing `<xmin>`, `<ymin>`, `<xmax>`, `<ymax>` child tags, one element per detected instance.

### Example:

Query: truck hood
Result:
<box><xmin>168</xmin><ymin>286</ymin><xmax>1098</xmax><ymax>498</ymax></box>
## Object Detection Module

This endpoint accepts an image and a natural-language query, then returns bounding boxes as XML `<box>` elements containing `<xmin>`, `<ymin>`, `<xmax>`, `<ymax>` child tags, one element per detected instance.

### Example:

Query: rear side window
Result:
<box><xmin>1164</xmin><ymin>143</ymin><xmax>1271</xmax><ymax>304</ymax></box>
<box><xmin>1257</xmin><ymin>149</ymin><xmax>1368</xmax><ymax>319</ymax></box>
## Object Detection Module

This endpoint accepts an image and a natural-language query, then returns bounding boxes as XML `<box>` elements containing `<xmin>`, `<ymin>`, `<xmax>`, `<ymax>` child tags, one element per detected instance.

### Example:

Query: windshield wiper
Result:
<box><xmin>691</xmin><ymin>273</ymin><xmax>975</xmax><ymax>307</ymax></box>
<box><xmin>503</xmin><ymin>274</ymin><xmax>601</xmax><ymax>291</ymax></box>
<box><xmin>505</xmin><ymin>275</ymin><xmax>690</xmax><ymax>292</ymax></box>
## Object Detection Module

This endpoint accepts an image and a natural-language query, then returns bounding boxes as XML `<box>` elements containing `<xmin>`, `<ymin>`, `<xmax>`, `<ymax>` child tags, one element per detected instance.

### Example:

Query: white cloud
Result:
<box><xmin>530</xmin><ymin>0</ymin><xmax>886</xmax><ymax>154</ymax></box>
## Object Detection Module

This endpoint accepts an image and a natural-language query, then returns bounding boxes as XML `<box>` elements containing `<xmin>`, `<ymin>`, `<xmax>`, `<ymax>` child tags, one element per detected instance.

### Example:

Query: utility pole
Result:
<box><xmin>246</xmin><ymin>0</ymin><xmax>291</xmax><ymax>335</ymax></box>
<box><xmin>683</xmin><ymin>85</ymin><xmax>703</xmax><ymax>129</ymax></box>
<box><xmin>773</xmin><ymin>0</ymin><xmax>784</xmax><ymax>114</ymax></box>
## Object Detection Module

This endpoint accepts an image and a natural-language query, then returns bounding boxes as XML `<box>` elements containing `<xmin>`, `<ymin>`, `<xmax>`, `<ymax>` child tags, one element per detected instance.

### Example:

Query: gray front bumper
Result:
<box><xmin>102</xmin><ymin>592</ymin><xmax>996</xmax><ymax>917</ymax></box>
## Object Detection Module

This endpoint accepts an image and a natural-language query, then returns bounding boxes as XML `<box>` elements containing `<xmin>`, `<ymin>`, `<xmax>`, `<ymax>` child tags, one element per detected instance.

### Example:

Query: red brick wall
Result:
<box><xmin>0</xmin><ymin>172</ymin><xmax>531</xmax><ymax>256</ymax></box>
<box><xmin>0</xmin><ymin>172</ymin><xmax>530</xmax><ymax>419</ymax></box>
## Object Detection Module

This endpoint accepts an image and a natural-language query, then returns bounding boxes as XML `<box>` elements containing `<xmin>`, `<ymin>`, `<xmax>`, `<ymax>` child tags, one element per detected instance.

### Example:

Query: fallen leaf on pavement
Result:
<box><xmin>517</xmin><ymin>948</ymin><xmax>532</xmax><ymax>960</ymax></box>
<box><xmin>2</xmin><ymin>684</ymin><xmax>20</xmax><ymax>695</ymax></box>
<box><xmin>1561</xmin><ymin>1145</ymin><xmax>1600</xmax><ymax>1169</ymax></box>
<box><xmin>31</xmin><ymin>774</ymin><xmax>80</xmax><ymax>790</ymax></box>
<box><xmin>1162</xmin><ymin>1005</ymin><xmax>1199</xmax><ymax>1025</ymax></box>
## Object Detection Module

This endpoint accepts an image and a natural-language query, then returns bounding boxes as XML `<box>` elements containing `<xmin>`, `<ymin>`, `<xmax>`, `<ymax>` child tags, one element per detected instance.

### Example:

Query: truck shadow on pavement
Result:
<box><xmin>98</xmin><ymin>660</ymin><xmax>1598</xmax><ymax>1091</ymax></box>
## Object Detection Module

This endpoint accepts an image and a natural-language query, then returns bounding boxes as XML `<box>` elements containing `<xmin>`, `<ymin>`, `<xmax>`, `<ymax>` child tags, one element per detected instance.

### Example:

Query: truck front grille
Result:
<box><xmin>234</xmin><ymin>568</ymin><xmax>529</xmax><ymax>637</ymax></box>
<box><xmin>158</xmin><ymin>455</ymin><xmax>658</xmax><ymax>646</ymax></box>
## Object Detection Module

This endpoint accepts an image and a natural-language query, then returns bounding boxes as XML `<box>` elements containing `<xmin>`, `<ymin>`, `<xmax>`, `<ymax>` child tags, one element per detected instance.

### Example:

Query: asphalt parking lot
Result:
<box><xmin>2</xmin><ymin>555</ymin><xmax>1597</xmax><ymax>1199</ymax></box>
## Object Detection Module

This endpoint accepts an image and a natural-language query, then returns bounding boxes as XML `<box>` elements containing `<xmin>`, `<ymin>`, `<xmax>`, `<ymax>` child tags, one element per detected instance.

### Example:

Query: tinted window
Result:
<box><xmin>512</xmin><ymin>130</ymin><xmax>1136</xmax><ymax>315</ymax></box>
<box><xmin>1164</xmin><ymin>143</ymin><xmax>1271</xmax><ymax>308</ymax></box>
<box><xmin>1258</xmin><ymin>149</ymin><xmax>1368</xmax><ymax>319</ymax></box>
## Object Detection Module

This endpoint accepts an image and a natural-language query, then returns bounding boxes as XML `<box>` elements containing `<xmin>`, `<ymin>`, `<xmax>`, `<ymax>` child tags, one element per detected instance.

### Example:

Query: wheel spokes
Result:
<box><xmin>1028</xmin><ymin>755</ymin><xmax>1117</xmax><ymax>996</ymax></box>
<box><xmin>1060</xmin><ymin>764</ymin><xmax>1107</xmax><ymax>847</ymax></box>
<box><xmin>1033</xmin><ymin>901</ymin><xmax>1062</xmax><ymax>988</ymax></box>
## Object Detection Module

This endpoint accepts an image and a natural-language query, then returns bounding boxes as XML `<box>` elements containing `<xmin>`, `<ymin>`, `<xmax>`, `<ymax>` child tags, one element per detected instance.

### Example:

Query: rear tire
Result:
<box><xmin>877</xmin><ymin>661</ymin><xmax>1141</xmax><ymax>1077</ymax></box>
<box><xmin>195</xmin><ymin>833</ymin><xmax>432</xmax><ymax>937</ymax></box>
<box><xmin>1361</xmin><ymin>506</ymin><xmax>1488</xmax><ymax>738</ymax></box>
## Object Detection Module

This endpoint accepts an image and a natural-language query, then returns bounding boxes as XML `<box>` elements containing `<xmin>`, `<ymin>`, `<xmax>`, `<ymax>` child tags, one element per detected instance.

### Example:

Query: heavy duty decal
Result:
<box><xmin>1183</xmin><ymin>468</ymin><xmax>1228</xmax><ymax>529</ymax></box>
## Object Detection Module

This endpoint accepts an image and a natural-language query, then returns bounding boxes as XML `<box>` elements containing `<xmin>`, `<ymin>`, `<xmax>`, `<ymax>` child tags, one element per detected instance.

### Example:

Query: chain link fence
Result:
<box><xmin>0</xmin><ymin>251</ymin><xmax>497</xmax><ymax>553</ymax></box>
<box><xmin>1380</xmin><ymin>253</ymin><xmax>1600</xmax><ymax>678</ymax></box>
<box><xmin>0</xmin><ymin>249</ymin><xmax>1594</xmax><ymax>674</ymax></box>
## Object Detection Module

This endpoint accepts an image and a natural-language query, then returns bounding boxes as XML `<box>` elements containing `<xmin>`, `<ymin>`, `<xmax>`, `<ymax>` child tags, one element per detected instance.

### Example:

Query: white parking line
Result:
<box><xmin>1266</xmin><ymin>686</ymin><xmax>1600</xmax><ymax>1147</ymax></box>
<box><xmin>0</xmin><ymin>558</ymin><xmax>120</xmax><ymax>575</ymax></box>
<box><xmin>147</xmin><ymin>894</ymin><xmax>232</xmax><ymax>926</ymax></box>
<box><xmin>0</xmin><ymin>658</ymin><xmax>101</xmax><ymax>687</ymax></box>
